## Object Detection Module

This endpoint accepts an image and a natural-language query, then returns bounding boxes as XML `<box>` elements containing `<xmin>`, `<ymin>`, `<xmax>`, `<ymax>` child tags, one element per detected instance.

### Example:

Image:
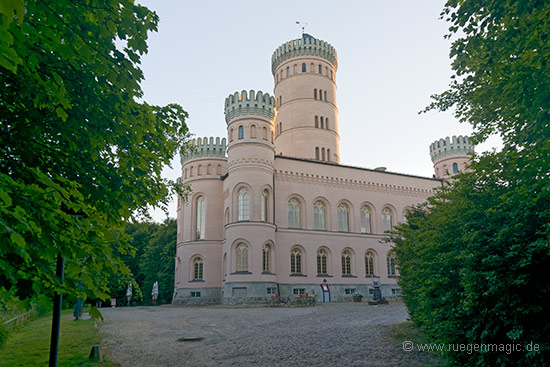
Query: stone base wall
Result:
<box><xmin>173</xmin><ymin>283</ymin><xmax>401</xmax><ymax>305</ymax></box>
<box><xmin>172</xmin><ymin>287</ymin><xmax>222</xmax><ymax>305</ymax></box>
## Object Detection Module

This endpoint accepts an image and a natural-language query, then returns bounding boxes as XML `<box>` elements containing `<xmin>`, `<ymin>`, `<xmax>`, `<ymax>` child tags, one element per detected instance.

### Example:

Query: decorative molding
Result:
<box><xmin>274</xmin><ymin>170</ymin><xmax>435</xmax><ymax>197</ymax></box>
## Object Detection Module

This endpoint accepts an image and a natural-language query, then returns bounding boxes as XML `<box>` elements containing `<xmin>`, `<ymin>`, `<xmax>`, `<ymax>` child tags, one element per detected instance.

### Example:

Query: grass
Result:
<box><xmin>0</xmin><ymin>309</ymin><xmax>118</xmax><ymax>367</ymax></box>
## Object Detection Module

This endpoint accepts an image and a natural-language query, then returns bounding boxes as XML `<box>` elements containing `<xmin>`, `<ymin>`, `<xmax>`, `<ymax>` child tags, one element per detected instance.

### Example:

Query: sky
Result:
<box><xmin>137</xmin><ymin>0</ymin><xmax>500</xmax><ymax>222</ymax></box>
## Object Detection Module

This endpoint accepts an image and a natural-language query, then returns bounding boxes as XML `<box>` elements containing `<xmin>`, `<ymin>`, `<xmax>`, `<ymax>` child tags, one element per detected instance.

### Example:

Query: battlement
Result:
<box><xmin>181</xmin><ymin>136</ymin><xmax>227</xmax><ymax>164</ymax></box>
<box><xmin>430</xmin><ymin>135</ymin><xmax>474</xmax><ymax>163</ymax></box>
<box><xmin>224</xmin><ymin>89</ymin><xmax>277</xmax><ymax>123</ymax></box>
<box><xmin>271</xmin><ymin>33</ymin><xmax>338</xmax><ymax>74</ymax></box>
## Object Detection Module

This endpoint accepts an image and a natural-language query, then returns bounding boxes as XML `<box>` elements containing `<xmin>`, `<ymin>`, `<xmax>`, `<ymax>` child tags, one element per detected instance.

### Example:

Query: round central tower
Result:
<box><xmin>271</xmin><ymin>33</ymin><xmax>340</xmax><ymax>163</ymax></box>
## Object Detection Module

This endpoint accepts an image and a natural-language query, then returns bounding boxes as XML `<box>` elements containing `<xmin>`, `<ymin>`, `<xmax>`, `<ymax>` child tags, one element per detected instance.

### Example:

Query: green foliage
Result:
<box><xmin>397</xmin><ymin>1</ymin><xmax>550</xmax><ymax>366</ymax></box>
<box><xmin>0</xmin><ymin>309</ymin><xmax>116</xmax><ymax>366</ymax></box>
<box><xmin>0</xmin><ymin>1</ymin><xmax>189</xmax><ymax>304</ymax></box>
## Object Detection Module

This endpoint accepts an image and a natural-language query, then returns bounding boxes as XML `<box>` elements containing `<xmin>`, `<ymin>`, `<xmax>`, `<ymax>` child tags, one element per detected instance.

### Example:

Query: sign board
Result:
<box><xmin>321</xmin><ymin>284</ymin><xmax>329</xmax><ymax>292</ymax></box>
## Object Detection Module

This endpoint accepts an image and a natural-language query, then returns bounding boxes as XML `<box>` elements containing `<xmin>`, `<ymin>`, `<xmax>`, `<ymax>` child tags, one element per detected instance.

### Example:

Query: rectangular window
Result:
<box><xmin>369</xmin><ymin>288</ymin><xmax>374</xmax><ymax>295</ymax></box>
<box><xmin>392</xmin><ymin>288</ymin><xmax>401</xmax><ymax>295</ymax></box>
<box><xmin>293</xmin><ymin>288</ymin><xmax>306</xmax><ymax>295</ymax></box>
<box><xmin>190</xmin><ymin>291</ymin><xmax>201</xmax><ymax>298</ymax></box>
<box><xmin>344</xmin><ymin>288</ymin><xmax>356</xmax><ymax>295</ymax></box>
<box><xmin>266</xmin><ymin>287</ymin><xmax>276</xmax><ymax>295</ymax></box>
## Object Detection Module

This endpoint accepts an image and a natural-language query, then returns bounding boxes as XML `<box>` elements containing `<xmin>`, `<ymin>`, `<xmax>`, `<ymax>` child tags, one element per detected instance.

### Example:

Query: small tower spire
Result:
<box><xmin>295</xmin><ymin>21</ymin><xmax>308</xmax><ymax>35</ymax></box>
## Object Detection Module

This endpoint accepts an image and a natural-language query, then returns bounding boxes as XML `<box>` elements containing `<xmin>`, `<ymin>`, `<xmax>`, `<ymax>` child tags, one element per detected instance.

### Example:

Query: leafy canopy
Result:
<box><xmin>0</xmin><ymin>1</ymin><xmax>189</xmax><ymax>302</ymax></box>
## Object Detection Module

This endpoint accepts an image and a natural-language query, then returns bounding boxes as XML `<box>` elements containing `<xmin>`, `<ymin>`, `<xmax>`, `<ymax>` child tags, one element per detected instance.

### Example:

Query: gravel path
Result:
<box><xmin>99</xmin><ymin>301</ymin><xmax>436</xmax><ymax>366</ymax></box>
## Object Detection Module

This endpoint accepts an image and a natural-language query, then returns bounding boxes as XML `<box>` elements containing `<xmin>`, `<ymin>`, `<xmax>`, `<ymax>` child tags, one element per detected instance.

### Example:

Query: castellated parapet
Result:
<box><xmin>181</xmin><ymin>136</ymin><xmax>227</xmax><ymax>164</ymax></box>
<box><xmin>429</xmin><ymin>135</ymin><xmax>474</xmax><ymax>163</ymax></box>
<box><xmin>224</xmin><ymin>89</ymin><xmax>277</xmax><ymax>123</ymax></box>
<box><xmin>271</xmin><ymin>33</ymin><xmax>338</xmax><ymax>74</ymax></box>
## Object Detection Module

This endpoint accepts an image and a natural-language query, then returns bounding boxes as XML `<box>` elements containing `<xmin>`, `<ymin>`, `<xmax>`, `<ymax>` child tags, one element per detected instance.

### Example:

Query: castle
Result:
<box><xmin>173</xmin><ymin>34</ymin><xmax>474</xmax><ymax>304</ymax></box>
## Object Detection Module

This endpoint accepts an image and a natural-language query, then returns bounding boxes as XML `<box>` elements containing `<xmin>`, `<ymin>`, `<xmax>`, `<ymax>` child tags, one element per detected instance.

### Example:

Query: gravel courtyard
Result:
<box><xmin>99</xmin><ymin>301</ymin><xmax>436</xmax><ymax>366</ymax></box>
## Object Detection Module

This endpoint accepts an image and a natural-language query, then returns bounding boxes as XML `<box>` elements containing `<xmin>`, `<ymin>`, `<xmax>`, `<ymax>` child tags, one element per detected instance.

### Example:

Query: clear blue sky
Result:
<box><xmin>136</xmin><ymin>0</ymin><xmax>499</xmax><ymax>222</ymax></box>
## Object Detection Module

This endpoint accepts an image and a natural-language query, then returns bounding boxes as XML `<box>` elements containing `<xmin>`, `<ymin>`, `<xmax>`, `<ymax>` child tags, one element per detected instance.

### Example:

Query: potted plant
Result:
<box><xmin>352</xmin><ymin>293</ymin><xmax>364</xmax><ymax>302</ymax></box>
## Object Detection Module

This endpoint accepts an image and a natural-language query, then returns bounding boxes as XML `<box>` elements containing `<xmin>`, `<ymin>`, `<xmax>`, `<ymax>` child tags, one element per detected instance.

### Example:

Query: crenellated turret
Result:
<box><xmin>181</xmin><ymin>136</ymin><xmax>227</xmax><ymax>164</ymax></box>
<box><xmin>224</xmin><ymin>89</ymin><xmax>277</xmax><ymax>123</ymax></box>
<box><xmin>430</xmin><ymin>135</ymin><xmax>474</xmax><ymax>178</ymax></box>
<box><xmin>271</xmin><ymin>33</ymin><xmax>338</xmax><ymax>74</ymax></box>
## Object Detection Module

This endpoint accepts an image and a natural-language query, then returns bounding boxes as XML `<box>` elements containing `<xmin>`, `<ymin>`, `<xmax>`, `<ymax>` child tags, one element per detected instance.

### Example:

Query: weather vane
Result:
<box><xmin>296</xmin><ymin>21</ymin><xmax>308</xmax><ymax>34</ymax></box>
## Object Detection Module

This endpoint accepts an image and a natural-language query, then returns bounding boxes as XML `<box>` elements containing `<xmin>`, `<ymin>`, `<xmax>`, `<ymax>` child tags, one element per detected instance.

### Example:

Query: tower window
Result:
<box><xmin>236</xmin><ymin>243</ymin><xmax>248</xmax><ymax>272</ymax></box>
<box><xmin>315</xmin><ymin>116</ymin><xmax>319</xmax><ymax>128</ymax></box>
<box><xmin>330</xmin><ymin>70</ymin><xmax>333</xmax><ymax>79</ymax></box>
<box><xmin>318</xmin><ymin>64</ymin><xmax>322</xmax><ymax>74</ymax></box>
<box><xmin>314</xmin><ymin>89</ymin><xmax>317</xmax><ymax>100</ymax></box>
<box><xmin>319</xmin><ymin>89</ymin><xmax>323</xmax><ymax>101</ymax></box>
<box><xmin>196</xmin><ymin>196</ymin><xmax>206</xmax><ymax>240</ymax></box>
<box><xmin>302</xmin><ymin>63</ymin><xmax>306</xmax><ymax>72</ymax></box>
<box><xmin>286</xmin><ymin>66</ymin><xmax>290</xmax><ymax>76</ymax></box>
<box><xmin>320</xmin><ymin>117</ymin><xmax>324</xmax><ymax>129</ymax></box>
<box><xmin>324</xmin><ymin>91</ymin><xmax>327</xmax><ymax>101</ymax></box>
<box><xmin>315</xmin><ymin>147</ymin><xmax>319</xmax><ymax>160</ymax></box>
<box><xmin>261</xmin><ymin>189</ymin><xmax>268</xmax><ymax>221</ymax></box>
<box><xmin>453</xmin><ymin>162</ymin><xmax>459</xmax><ymax>173</ymax></box>
<box><xmin>321</xmin><ymin>148</ymin><xmax>325</xmax><ymax>161</ymax></box>
<box><xmin>238</xmin><ymin>125</ymin><xmax>244</xmax><ymax>139</ymax></box>
<box><xmin>238</xmin><ymin>188</ymin><xmax>249</xmax><ymax>221</ymax></box>
<box><xmin>193</xmin><ymin>257</ymin><xmax>204</xmax><ymax>280</ymax></box>
<box><xmin>325</xmin><ymin>118</ymin><xmax>329</xmax><ymax>130</ymax></box>
<box><xmin>327</xmin><ymin>148</ymin><xmax>331</xmax><ymax>162</ymax></box>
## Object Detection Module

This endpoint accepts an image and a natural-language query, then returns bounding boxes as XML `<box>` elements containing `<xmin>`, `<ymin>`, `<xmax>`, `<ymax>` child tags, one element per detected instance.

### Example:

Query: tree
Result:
<box><xmin>0</xmin><ymin>0</ymin><xmax>189</xmax><ymax>304</ymax></box>
<box><xmin>393</xmin><ymin>1</ymin><xmax>550</xmax><ymax>366</ymax></box>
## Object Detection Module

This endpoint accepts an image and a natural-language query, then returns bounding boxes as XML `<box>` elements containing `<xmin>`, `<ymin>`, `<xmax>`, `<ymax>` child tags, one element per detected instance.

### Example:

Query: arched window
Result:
<box><xmin>263</xmin><ymin>244</ymin><xmax>270</xmax><ymax>272</ymax></box>
<box><xmin>313</xmin><ymin>201</ymin><xmax>326</xmax><ymax>230</ymax></box>
<box><xmin>193</xmin><ymin>257</ymin><xmax>203</xmax><ymax>280</ymax></box>
<box><xmin>314</xmin><ymin>89</ymin><xmax>317</xmax><ymax>100</ymax></box>
<box><xmin>262</xmin><ymin>126</ymin><xmax>268</xmax><ymax>140</ymax></box>
<box><xmin>317</xmin><ymin>249</ymin><xmax>327</xmax><ymax>274</ymax></box>
<box><xmin>217</xmin><ymin>164</ymin><xmax>222</xmax><ymax>175</ymax></box>
<box><xmin>286</xmin><ymin>66</ymin><xmax>290</xmax><ymax>76</ymax></box>
<box><xmin>288</xmin><ymin>198</ymin><xmax>301</xmax><ymax>228</ymax></box>
<box><xmin>315</xmin><ymin>147</ymin><xmax>319</xmax><ymax>160</ymax></box>
<box><xmin>321</xmin><ymin>148</ymin><xmax>325</xmax><ymax>161</ymax></box>
<box><xmin>238</xmin><ymin>188</ymin><xmax>249</xmax><ymax>221</ymax></box>
<box><xmin>290</xmin><ymin>248</ymin><xmax>302</xmax><ymax>274</ymax></box>
<box><xmin>315</xmin><ymin>115</ymin><xmax>319</xmax><ymax>128</ymax></box>
<box><xmin>318</xmin><ymin>64</ymin><xmax>322</xmax><ymax>74</ymax></box>
<box><xmin>330</xmin><ymin>70</ymin><xmax>333</xmax><ymax>79</ymax></box>
<box><xmin>196</xmin><ymin>196</ymin><xmax>206</xmax><ymax>239</ymax></box>
<box><xmin>382</xmin><ymin>208</ymin><xmax>393</xmax><ymax>232</ymax></box>
<box><xmin>360</xmin><ymin>206</ymin><xmax>371</xmax><ymax>233</ymax></box>
<box><xmin>325</xmin><ymin>118</ymin><xmax>329</xmax><ymax>130</ymax></box>
<box><xmin>236</xmin><ymin>243</ymin><xmax>248</xmax><ymax>272</ymax></box>
<box><xmin>327</xmin><ymin>149</ymin><xmax>331</xmax><ymax>162</ymax></box>
<box><xmin>319</xmin><ymin>89</ymin><xmax>323</xmax><ymax>101</ymax></box>
<box><xmin>229</xmin><ymin>128</ymin><xmax>234</xmax><ymax>141</ymax></box>
<box><xmin>250</xmin><ymin>124</ymin><xmax>257</xmax><ymax>138</ymax></box>
<box><xmin>324</xmin><ymin>91</ymin><xmax>327</xmax><ymax>101</ymax></box>
<box><xmin>453</xmin><ymin>162</ymin><xmax>459</xmax><ymax>173</ymax></box>
<box><xmin>238</xmin><ymin>125</ymin><xmax>244</xmax><ymax>139</ymax></box>
<box><xmin>387</xmin><ymin>252</ymin><xmax>396</xmax><ymax>276</ymax></box>
<box><xmin>338</xmin><ymin>203</ymin><xmax>350</xmax><ymax>232</ymax></box>
<box><xmin>261</xmin><ymin>189</ymin><xmax>269</xmax><ymax>221</ymax></box>
<box><xmin>302</xmin><ymin>63</ymin><xmax>306</xmax><ymax>72</ymax></box>
<box><xmin>320</xmin><ymin>117</ymin><xmax>324</xmax><ymax>129</ymax></box>
<box><xmin>365</xmin><ymin>252</ymin><xmax>375</xmax><ymax>276</ymax></box>
<box><xmin>341</xmin><ymin>251</ymin><xmax>351</xmax><ymax>275</ymax></box>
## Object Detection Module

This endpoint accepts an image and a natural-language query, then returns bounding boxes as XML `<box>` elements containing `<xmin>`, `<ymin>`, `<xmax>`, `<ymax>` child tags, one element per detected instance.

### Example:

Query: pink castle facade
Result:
<box><xmin>173</xmin><ymin>34</ymin><xmax>473</xmax><ymax>304</ymax></box>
